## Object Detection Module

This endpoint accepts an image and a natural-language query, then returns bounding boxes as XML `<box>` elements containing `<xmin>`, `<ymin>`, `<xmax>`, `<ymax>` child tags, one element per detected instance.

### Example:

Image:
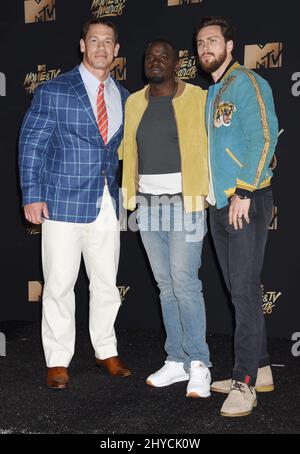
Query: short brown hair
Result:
<box><xmin>81</xmin><ymin>18</ymin><xmax>118</xmax><ymax>43</ymax></box>
<box><xmin>196</xmin><ymin>16</ymin><xmax>235</xmax><ymax>43</ymax></box>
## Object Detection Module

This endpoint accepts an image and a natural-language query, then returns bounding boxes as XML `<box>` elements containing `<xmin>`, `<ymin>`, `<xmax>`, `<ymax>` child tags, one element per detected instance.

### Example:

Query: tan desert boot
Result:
<box><xmin>220</xmin><ymin>380</ymin><xmax>257</xmax><ymax>417</ymax></box>
<box><xmin>211</xmin><ymin>365</ymin><xmax>274</xmax><ymax>394</ymax></box>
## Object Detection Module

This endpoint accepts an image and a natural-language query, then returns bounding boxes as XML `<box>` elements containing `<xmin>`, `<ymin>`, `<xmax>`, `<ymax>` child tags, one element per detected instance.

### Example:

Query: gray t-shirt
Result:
<box><xmin>136</xmin><ymin>96</ymin><xmax>181</xmax><ymax>194</ymax></box>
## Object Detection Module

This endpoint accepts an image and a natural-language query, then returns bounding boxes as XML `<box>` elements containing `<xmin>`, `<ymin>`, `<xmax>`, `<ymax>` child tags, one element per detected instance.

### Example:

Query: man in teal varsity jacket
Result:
<box><xmin>196</xmin><ymin>16</ymin><xmax>278</xmax><ymax>417</ymax></box>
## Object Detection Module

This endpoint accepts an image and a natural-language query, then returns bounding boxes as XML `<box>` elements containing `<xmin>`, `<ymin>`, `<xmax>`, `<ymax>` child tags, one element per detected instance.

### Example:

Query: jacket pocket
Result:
<box><xmin>43</xmin><ymin>171</ymin><xmax>82</xmax><ymax>189</ymax></box>
<box><xmin>225</xmin><ymin>148</ymin><xmax>243</xmax><ymax>168</ymax></box>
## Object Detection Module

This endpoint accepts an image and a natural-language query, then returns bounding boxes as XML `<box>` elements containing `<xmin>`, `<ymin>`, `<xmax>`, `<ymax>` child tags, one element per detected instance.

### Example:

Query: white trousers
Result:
<box><xmin>41</xmin><ymin>186</ymin><xmax>121</xmax><ymax>367</ymax></box>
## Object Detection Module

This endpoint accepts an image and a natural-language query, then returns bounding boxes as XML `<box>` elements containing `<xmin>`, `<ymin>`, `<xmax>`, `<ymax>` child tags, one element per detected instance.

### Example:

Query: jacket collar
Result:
<box><xmin>144</xmin><ymin>78</ymin><xmax>186</xmax><ymax>100</ymax></box>
<box><xmin>68</xmin><ymin>65</ymin><xmax>125</xmax><ymax>142</ymax></box>
<box><xmin>68</xmin><ymin>66</ymin><xmax>97</xmax><ymax>127</ymax></box>
<box><xmin>219</xmin><ymin>60</ymin><xmax>240</xmax><ymax>83</ymax></box>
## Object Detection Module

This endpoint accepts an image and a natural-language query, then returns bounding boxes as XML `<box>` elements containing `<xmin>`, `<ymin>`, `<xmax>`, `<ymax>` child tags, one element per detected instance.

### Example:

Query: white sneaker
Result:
<box><xmin>146</xmin><ymin>361</ymin><xmax>189</xmax><ymax>387</ymax></box>
<box><xmin>186</xmin><ymin>361</ymin><xmax>211</xmax><ymax>398</ymax></box>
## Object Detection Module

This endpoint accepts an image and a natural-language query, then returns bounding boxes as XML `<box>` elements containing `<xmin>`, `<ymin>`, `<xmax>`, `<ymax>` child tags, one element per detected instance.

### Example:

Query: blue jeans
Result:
<box><xmin>137</xmin><ymin>201</ymin><xmax>211</xmax><ymax>370</ymax></box>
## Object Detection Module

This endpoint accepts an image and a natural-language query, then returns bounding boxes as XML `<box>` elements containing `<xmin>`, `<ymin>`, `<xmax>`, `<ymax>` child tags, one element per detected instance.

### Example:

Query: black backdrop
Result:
<box><xmin>0</xmin><ymin>0</ymin><xmax>298</xmax><ymax>339</ymax></box>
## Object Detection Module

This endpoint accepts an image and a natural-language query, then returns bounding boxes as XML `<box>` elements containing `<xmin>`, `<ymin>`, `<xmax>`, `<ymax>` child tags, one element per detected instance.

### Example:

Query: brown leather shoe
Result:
<box><xmin>47</xmin><ymin>367</ymin><xmax>69</xmax><ymax>389</ymax></box>
<box><xmin>95</xmin><ymin>356</ymin><xmax>132</xmax><ymax>377</ymax></box>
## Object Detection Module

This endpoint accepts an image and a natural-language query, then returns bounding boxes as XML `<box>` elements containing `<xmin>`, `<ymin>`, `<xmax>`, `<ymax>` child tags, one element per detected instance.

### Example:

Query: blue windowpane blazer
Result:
<box><xmin>19</xmin><ymin>66</ymin><xmax>129</xmax><ymax>222</ymax></box>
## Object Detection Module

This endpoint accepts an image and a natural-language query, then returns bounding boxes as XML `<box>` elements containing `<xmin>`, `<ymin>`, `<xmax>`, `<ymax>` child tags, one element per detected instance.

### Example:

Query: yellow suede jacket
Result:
<box><xmin>120</xmin><ymin>79</ymin><xmax>209</xmax><ymax>213</ymax></box>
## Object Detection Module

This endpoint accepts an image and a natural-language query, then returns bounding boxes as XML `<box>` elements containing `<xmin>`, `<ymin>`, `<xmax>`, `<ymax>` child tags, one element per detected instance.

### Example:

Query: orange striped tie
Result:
<box><xmin>97</xmin><ymin>82</ymin><xmax>108</xmax><ymax>144</ymax></box>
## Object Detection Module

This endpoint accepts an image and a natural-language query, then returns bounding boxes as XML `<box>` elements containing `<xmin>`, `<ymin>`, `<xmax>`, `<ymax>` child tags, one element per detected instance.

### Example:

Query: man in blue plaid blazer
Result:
<box><xmin>19</xmin><ymin>19</ymin><xmax>131</xmax><ymax>388</ymax></box>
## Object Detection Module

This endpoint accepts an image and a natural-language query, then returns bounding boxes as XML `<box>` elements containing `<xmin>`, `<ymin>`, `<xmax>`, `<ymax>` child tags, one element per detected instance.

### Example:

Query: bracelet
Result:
<box><xmin>235</xmin><ymin>193</ymin><xmax>250</xmax><ymax>200</ymax></box>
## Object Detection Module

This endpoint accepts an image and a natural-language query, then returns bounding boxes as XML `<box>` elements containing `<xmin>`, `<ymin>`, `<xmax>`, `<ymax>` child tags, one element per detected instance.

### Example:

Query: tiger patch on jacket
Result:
<box><xmin>214</xmin><ymin>101</ymin><xmax>236</xmax><ymax>128</ymax></box>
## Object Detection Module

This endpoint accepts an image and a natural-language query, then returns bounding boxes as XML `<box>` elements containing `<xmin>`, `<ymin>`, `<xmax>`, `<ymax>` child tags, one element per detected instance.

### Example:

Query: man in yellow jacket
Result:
<box><xmin>121</xmin><ymin>39</ymin><xmax>211</xmax><ymax>398</ymax></box>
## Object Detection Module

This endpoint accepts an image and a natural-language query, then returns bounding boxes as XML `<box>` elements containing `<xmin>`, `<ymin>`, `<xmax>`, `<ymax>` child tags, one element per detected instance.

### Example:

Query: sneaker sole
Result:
<box><xmin>255</xmin><ymin>384</ymin><xmax>275</xmax><ymax>392</ymax></box>
<box><xmin>211</xmin><ymin>383</ymin><xmax>274</xmax><ymax>394</ymax></box>
<box><xmin>220</xmin><ymin>400</ymin><xmax>257</xmax><ymax>418</ymax></box>
<box><xmin>146</xmin><ymin>376</ymin><xmax>189</xmax><ymax>387</ymax></box>
<box><xmin>186</xmin><ymin>391</ymin><xmax>211</xmax><ymax>398</ymax></box>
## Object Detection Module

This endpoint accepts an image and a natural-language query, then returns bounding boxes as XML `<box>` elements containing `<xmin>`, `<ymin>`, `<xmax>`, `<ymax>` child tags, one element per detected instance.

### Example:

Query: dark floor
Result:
<box><xmin>0</xmin><ymin>321</ymin><xmax>299</xmax><ymax>434</ymax></box>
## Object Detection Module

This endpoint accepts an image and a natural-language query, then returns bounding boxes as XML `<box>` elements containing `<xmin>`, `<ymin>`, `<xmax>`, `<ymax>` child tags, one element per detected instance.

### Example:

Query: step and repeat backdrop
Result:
<box><xmin>0</xmin><ymin>0</ymin><xmax>298</xmax><ymax>339</ymax></box>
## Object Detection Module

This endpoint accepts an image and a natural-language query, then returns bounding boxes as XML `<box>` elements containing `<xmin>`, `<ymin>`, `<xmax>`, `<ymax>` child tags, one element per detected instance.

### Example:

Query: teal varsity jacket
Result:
<box><xmin>206</xmin><ymin>62</ymin><xmax>278</xmax><ymax>209</ymax></box>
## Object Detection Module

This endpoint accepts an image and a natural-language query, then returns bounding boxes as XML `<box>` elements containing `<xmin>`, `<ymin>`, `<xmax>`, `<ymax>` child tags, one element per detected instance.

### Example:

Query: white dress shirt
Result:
<box><xmin>79</xmin><ymin>63</ymin><xmax>122</xmax><ymax>142</ymax></box>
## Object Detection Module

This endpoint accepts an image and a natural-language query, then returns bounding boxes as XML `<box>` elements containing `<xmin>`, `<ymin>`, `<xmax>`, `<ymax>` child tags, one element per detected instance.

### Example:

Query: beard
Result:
<box><xmin>199</xmin><ymin>48</ymin><xmax>227</xmax><ymax>74</ymax></box>
<box><xmin>147</xmin><ymin>75</ymin><xmax>165</xmax><ymax>84</ymax></box>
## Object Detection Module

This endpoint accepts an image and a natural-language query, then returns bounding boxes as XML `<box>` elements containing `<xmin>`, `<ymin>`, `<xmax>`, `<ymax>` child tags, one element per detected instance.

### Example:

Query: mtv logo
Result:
<box><xmin>28</xmin><ymin>281</ymin><xmax>43</xmax><ymax>302</ymax></box>
<box><xmin>24</xmin><ymin>0</ymin><xmax>56</xmax><ymax>23</ymax></box>
<box><xmin>179</xmin><ymin>50</ymin><xmax>189</xmax><ymax>58</ymax></box>
<box><xmin>110</xmin><ymin>58</ymin><xmax>126</xmax><ymax>80</ymax></box>
<box><xmin>0</xmin><ymin>72</ymin><xmax>6</xmax><ymax>96</ymax></box>
<box><xmin>38</xmin><ymin>64</ymin><xmax>47</xmax><ymax>72</ymax></box>
<box><xmin>244</xmin><ymin>43</ymin><xmax>283</xmax><ymax>69</ymax></box>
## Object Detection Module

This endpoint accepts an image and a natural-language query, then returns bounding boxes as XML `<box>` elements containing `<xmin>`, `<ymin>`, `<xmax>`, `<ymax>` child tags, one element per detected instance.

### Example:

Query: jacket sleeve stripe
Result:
<box><xmin>239</xmin><ymin>68</ymin><xmax>271</xmax><ymax>187</ymax></box>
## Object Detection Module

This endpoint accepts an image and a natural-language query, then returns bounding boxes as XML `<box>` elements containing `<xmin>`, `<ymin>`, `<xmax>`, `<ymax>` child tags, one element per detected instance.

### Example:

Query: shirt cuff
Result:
<box><xmin>235</xmin><ymin>188</ymin><xmax>254</xmax><ymax>199</ymax></box>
